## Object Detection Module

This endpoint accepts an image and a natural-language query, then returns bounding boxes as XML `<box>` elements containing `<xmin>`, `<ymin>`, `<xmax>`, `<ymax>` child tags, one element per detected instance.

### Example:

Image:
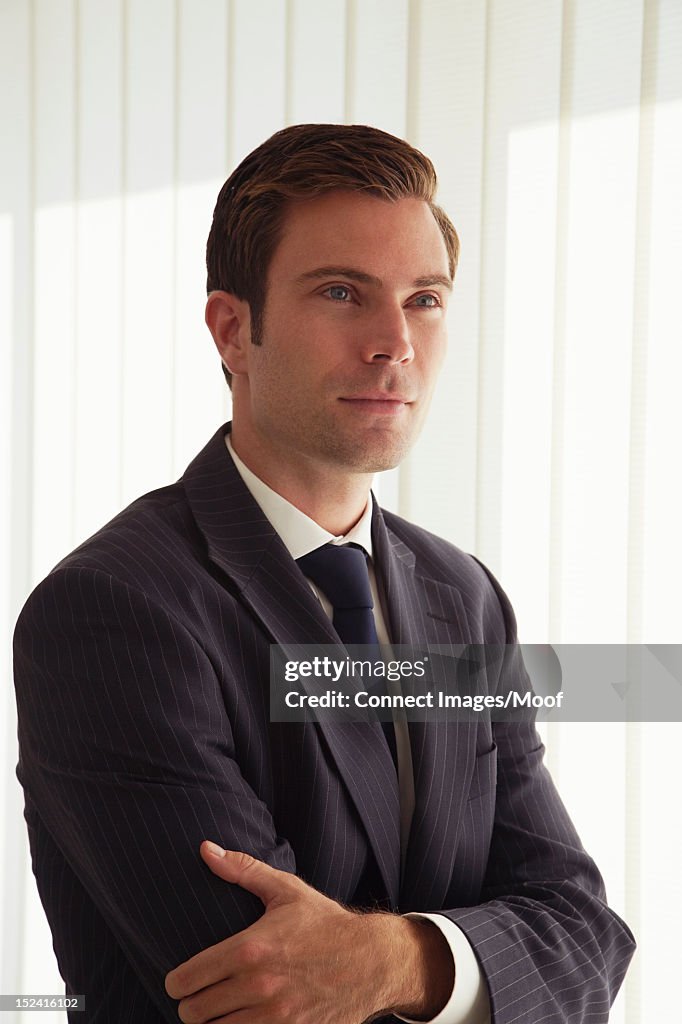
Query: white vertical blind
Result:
<box><xmin>232</xmin><ymin>0</ymin><xmax>287</xmax><ymax>160</ymax></box>
<box><xmin>557</xmin><ymin>0</ymin><xmax>643</xmax><ymax>644</ymax></box>
<box><xmin>3</xmin><ymin>1</ymin><xmax>681</xmax><ymax>1020</ymax></box>
<box><xmin>1</xmin><ymin>0</ymin><xmax>32</xmax><ymax>1009</ymax></box>
<box><xmin>75</xmin><ymin>0</ymin><xmax>124</xmax><ymax>542</ymax></box>
<box><xmin>32</xmin><ymin>0</ymin><xmax>77</xmax><ymax>585</ymax></box>
<box><xmin>641</xmin><ymin>1</ymin><xmax>682</xmax><ymax>642</ymax></box>
<box><xmin>122</xmin><ymin>0</ymin><xmax>176</xmax><ymax>501</ymax></box>
<box><xmin>347</xmin><ymin>0</ymin><xmax>409</xmax><ymax>136</ymax></box>
<box><xmin>174</xmin><ymin>0</ymin><xmax>231</xmax><ymax>467</ymax></box>
<box><xmin>287</xmin><ymin>0</ymin><xmax>347</xmax><ymax>123</ymax></box>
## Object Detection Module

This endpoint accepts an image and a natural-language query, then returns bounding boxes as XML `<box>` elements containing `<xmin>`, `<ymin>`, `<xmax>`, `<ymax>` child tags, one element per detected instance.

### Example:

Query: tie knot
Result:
<box><xmin>296</xmin><ymin>543</ymin><xmax>373</xmax><ymax>611</ymax></box>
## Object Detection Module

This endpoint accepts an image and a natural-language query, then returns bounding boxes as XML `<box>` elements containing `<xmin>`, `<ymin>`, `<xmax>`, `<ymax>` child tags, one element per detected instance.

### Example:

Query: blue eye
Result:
<box><xmin>325</xmin><ymin>285</ymin><xmax>352</xmax><ymax>302</ymax></box>
<box><xmin>413</xmin><ymin>293</ymin><xmax>439</xmax><ymax>307</ymax></box>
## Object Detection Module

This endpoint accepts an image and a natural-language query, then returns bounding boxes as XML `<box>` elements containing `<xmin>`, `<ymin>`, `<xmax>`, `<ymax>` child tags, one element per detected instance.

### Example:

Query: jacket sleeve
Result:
<box><xmin>437</xmin><ymin>563</ymin><xmax>636</xmax><ymax>1023</ymax></box>
<box><xmin>13</xmin><ymin>564</ymin><xmax>296</xmax><ymax>1022</ymax></box>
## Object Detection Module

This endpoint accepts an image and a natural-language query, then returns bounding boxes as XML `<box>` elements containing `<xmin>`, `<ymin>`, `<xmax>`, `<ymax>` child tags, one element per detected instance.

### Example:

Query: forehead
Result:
<box><xmin>270</xmin><ymin>191</ymin><xmax>451</xmax><ymax>281</ymax></box>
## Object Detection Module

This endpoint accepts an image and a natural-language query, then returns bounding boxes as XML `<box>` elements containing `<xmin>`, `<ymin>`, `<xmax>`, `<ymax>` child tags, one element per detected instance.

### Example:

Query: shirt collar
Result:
<box><xmin>225</xmin><ymin>434</ymin><xmax>374</xmax><ymax>561</ymax></box>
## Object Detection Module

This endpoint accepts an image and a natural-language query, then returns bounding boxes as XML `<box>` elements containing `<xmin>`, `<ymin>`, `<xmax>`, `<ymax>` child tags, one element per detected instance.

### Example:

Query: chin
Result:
<box><xmin>335</xmin><ymin>447</ymin><xmax>408</xmax><ymax>474</ymax></box>
<box><xmin>312</xmin><ymin>427</ymin><xmax>415</xmax><ymax>474</ymax></box>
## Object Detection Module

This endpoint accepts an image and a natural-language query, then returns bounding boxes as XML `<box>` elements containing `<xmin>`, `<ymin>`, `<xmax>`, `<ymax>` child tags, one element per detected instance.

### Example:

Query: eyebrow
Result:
<box><xmin>295</xmin><ymin>266</ymin><xmax>453</xmax><ymax>291</ymax></box>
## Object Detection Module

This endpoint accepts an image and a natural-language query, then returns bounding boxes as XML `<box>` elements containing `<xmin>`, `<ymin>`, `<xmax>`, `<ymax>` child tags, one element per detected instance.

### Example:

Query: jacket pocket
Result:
<box><xmin>467</xmin><ymin>743</ymin><xmax>497</xmax><ymax>802</ymax></box>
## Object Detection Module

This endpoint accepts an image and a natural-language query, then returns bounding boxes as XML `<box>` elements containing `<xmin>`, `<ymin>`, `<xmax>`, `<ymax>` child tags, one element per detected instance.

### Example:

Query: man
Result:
<box><xmin>14</xmin><ymin>124</ymin><xmax>635</xmax><ymax>1023</ymax></box>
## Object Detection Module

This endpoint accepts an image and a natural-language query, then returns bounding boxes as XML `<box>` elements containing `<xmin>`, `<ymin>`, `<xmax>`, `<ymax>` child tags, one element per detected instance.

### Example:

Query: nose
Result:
<box><xmin>359</xmin><ymin>304</ymin><xmax>414</xmax><ymax>365</ymax></box>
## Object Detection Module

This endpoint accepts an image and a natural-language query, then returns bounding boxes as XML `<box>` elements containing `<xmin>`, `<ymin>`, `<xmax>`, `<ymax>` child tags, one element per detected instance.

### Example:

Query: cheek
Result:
<box><xmin>417</xmin><ymin>336</ymin><xmax>447</xmax><ymax>384</ymax></box>
<box><xmin>266</xmin><ymin>317</ymin><xmax>323</xmax><ymax>369</ymax></box>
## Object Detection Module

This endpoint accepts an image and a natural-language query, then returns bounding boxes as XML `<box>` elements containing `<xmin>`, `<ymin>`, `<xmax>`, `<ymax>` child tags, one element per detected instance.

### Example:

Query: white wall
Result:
<box><xmin>2</xmin><ymin>1</ymin><xmax>681</xmax><ymax>1020</ymax></box>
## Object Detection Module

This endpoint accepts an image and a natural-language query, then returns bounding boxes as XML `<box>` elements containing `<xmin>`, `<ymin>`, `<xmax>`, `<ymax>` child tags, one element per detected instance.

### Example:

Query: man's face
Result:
<box><xmin>236</xmin><ymin>190</ymin><xmax>452</xmax><ymax>475</ymax></box>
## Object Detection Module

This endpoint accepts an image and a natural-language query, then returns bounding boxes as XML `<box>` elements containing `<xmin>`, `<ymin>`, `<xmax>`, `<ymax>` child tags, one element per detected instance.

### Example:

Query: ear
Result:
<box><xmin>205</xmin><ymin>291</ymin><xmax>252</xmax><ymax>377</ymax></box>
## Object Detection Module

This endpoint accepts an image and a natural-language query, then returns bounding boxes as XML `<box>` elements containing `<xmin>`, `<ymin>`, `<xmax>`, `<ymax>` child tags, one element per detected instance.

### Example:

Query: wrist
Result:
<box><xmin>363</xmin><ymin>912</ymin><xmax>455</xmax><ymax>1021</ymax></box>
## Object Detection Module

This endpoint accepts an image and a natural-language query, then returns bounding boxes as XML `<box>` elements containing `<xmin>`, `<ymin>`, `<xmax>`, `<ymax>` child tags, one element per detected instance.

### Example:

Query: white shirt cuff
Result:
<box><xmin>395</xmin><ymin>913</ymin><xmax>491</xmax><ymax>1024</ymax></box>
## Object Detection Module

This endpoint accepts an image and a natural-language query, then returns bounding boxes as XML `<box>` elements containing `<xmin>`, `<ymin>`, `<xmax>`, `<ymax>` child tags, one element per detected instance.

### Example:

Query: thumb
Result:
<box><xmin>200</xmin><ymin>842</ymin><xmax>298</xmax><ymax>907</ymax></box>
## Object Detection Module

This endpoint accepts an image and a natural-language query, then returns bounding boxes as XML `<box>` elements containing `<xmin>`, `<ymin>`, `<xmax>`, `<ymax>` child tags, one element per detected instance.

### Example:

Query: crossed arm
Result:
<box><xmin>166</xmin><ymin>842</ymin><xmax>454</xmax><ymax>1023</ymax></box>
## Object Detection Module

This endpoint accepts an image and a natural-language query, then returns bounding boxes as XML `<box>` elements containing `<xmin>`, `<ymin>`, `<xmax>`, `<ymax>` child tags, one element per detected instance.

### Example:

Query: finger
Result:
<box><xmin>165</xmin><ymin>935</ymin><xmax>232</xmax><ymax>1000</ymax></box>
<box><xmin>206</xmin><ymin>1010</ymin><xmax>264</xmax><ymax>1024</ymax></box>
<box><xmin>164</xmin><ymin>942</ymin><xmax>224</xmax><ymax>999</ymax></box>
<box><xmin>200</xmin><ymin>843</ymin><xmax>298</xmax><ymax>906</ymax></box>
<box><xmin>177</xmin><ymin>975</ymin><xmax>257</xmax><ymax>1024</ymax></box>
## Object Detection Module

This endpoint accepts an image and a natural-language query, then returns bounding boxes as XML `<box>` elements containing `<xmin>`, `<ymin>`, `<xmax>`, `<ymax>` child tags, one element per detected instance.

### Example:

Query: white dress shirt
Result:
<box><xmin>225</xmin><ymin>435</ymin><xmax>491</xmax><ymax>1024</ymax></box>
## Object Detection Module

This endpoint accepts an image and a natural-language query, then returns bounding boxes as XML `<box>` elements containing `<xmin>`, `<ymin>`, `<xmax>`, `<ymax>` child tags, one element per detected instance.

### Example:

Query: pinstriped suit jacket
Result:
<box><xmin>13</xmin><ymin>422</ymin><xmax>635</xmax><ymax>1023</ymax></box>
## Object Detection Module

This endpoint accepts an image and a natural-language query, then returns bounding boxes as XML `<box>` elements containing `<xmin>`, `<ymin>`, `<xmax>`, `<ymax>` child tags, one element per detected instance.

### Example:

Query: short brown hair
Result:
<box><xmin>206</xmin><ymin>123</ymin><xmax>459</xmax><ymax>388</ymax></box>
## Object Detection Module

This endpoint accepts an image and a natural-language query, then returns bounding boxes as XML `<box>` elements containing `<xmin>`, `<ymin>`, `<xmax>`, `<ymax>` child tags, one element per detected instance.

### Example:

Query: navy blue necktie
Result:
<box><xmin>296</xmin><ymin>543</ymin><xmax>397</xmax><ymax>767</ymax></box>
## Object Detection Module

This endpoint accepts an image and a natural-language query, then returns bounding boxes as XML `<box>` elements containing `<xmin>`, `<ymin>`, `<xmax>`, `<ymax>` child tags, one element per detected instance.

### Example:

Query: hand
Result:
<box><xmin>165</xmin><ymin>842</ymin><xmax>454</xmax><ymax>1024</ymax></box>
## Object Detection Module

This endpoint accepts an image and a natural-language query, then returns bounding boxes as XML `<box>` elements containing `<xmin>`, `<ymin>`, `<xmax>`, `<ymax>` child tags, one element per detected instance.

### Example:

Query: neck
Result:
<box><xmin>229</xmin><ymin>423</ymin><xmax>372</xmax><ymax>536</ymax></box>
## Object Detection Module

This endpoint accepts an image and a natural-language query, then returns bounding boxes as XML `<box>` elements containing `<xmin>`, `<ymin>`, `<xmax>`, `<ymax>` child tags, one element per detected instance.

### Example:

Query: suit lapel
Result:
<box><xmin>183</xmin><ymin>424</ymin><xmax>400</xmax><ymax>906</ymax></box>
<box><xmin>371</xmin><ymin>501</ymin><xmax>480</xmax><ymax>911</ymax></box>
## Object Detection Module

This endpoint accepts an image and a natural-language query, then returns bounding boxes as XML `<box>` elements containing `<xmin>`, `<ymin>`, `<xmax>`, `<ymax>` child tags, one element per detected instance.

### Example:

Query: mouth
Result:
<box><xmin>338</xmin><ymin>395</ymin><xmax>412</xmax><ymax>415</ymax></box>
